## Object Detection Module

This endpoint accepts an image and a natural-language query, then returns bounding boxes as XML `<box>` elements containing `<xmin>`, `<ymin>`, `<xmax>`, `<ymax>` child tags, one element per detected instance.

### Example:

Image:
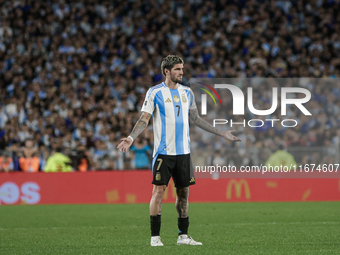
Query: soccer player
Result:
<box><xmin>117</xmin><ymin>55</ymin><xmax>241</xmax><ymax>246</ymax></box>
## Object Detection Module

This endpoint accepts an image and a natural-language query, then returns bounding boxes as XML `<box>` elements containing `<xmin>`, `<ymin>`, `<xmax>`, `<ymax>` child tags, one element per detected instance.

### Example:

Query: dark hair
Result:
<box><xmin>161</xmin><ymin>55</ymin><xmax>184</xmax><ymax>77</ymax></box>
<box><xmin>278</xmin><ymin>144</ymin><xmax>285</xmax><ymax>150</ymax></box>
<box><xmin>56</xmin><ymin>147</ymin><xmax>63</xmax><ymax>153</ymax></box>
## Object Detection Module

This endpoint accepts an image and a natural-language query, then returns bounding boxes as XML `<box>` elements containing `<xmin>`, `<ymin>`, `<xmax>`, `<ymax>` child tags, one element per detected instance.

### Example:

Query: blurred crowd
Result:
<box><xmin>0</xmin><ymin>0</ymin><xmax>340</xmax><ymax>172</ymax></box>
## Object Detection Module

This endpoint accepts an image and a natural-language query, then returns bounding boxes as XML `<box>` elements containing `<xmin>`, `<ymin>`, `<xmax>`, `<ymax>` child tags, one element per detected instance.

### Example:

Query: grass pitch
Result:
<box><xmin>0</xmin><ymin>202</ymin><xmax>340</xmax><ymax>254</ymax></box>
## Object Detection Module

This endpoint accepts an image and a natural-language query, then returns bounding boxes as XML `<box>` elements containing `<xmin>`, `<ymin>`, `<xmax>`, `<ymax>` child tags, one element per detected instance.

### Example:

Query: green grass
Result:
<box><xmin>1</xmin><ymin>202</ymin><xmax>340</xmax><ymax>254</ymax></box>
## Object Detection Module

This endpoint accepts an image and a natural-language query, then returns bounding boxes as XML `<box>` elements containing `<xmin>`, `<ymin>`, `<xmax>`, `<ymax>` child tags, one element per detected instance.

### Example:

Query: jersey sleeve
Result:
<box><xmin>189</xmin><ymin>88</ymin><xmax>197</xmax><ymax>110</ymax></box>
<box><xmin>141</xmin><ymin>88</ymin><xmax>155</xmax><ymax>114</ymax></box>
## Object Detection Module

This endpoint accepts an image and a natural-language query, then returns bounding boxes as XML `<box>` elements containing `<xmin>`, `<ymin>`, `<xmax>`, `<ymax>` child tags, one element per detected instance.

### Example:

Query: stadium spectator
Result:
<box><xmin>4</xmin><ymin>141</ymin><xmax>20</xmax><ymax>171</ymax></box>
<box><xmin>19</xmin><ymin>147</ymin><xmax>40</xmax><ymax>173</ymax></box>
<box><xmin>265</xmin><ymin>144</ymin><xmax>297</xmax><ymax>168</ymax></box>
<box><xmin>37</xmin><ymin>144</ymin><xmax>49</xmax><ymax>171</ymax></box>
<box><xmin>70</xmin><ymin>144</ymin><xmax>94</xmax><ymax>172</ymax></box>
<box><xmin>100</xmin><ymin>155</ymin><xmax>116</xmax><ymax>170</ymax></box>
<box><xmin>0</xmin><ymin>151</ymin><xmax>14</xmax><ymax>172</ymax></box>
<box><xmin>130</xmin><ymin>137</ymin><xmax>152</xmax><ymax>169</ymax></box>
<box><xmin>44</xmin><ymin>147</ymin><xmax>72</xmax><ymax>173</ymax></box>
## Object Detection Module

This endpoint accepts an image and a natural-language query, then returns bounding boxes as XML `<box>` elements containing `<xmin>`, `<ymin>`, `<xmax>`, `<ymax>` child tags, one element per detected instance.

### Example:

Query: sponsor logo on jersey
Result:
<box><xmin>190</xmin><ymin>177</ymin><xmax>195</xmax><ymax>183</ymax></box>
<box><xmin>181</xmin><ymin>94</ymin><xmax>187</xmax><ymax>103</ymax></box>
<box><xmin>165</xmin><ymin>98</ymin><xmax>172</xmax><ymax>103</ymax></box>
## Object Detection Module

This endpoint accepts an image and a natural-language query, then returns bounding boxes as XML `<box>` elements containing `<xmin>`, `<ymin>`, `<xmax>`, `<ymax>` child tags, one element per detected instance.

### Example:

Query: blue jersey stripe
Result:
<box><xmin>170</xmin><ymin>89</ymin><xmax>184</xmax><ymax>155</ymax></box>
<box><xmin>156</xmin><ymin>91</ymin><xmax>167</xmax><ymax>155</ymax></box>
<box><xmin>185</xmin><ymin>89</ymin><xmax>192</xmax><ymax>150</ymax></box>
<box><xmin>184</xmin><ymin>88</ymin><xmax>192</xmax><ymax>108</ymax></box>
<box><xmin>185</xmin><ymin>89</ymin><xmax>191</xmax><ymax>108</ymax></box>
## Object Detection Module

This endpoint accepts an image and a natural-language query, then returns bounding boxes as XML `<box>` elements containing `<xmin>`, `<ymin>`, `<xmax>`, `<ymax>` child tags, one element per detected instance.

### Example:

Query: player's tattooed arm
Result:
<box><xmin>189</xmin><ymin>108</ymin><xmax>241</xmax><ymax>142</ymax></box>
<box><xmin>130</xmin><ymin>112</ymin><xmax>152</xmax><ymax>140</ymax></box>
<box><xmin>189</xmin><ymin>108</ymin><xmax>223</xmax><ymax>136</ymax></box>
<box><xmin>117</xmin><ymin>112</ymin><xmax>152</xmax><ymax>152</ymax></box>
<box><xmin>176</xmin><ymin>187</ymin><xmax>189</xmax><ymax>218</ymax></box>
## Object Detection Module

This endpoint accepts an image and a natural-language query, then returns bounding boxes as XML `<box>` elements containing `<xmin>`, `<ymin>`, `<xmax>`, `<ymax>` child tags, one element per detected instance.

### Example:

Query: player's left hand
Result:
<box><xmin>221</xmin><ymin>130</ymin><xmax>241</xmax><ymax>142</ymax></box>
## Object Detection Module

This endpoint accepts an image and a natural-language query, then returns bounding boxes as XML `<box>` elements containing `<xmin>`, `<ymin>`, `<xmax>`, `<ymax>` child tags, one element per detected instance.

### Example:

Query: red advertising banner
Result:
<box><xmin>0</xmin><ymin>171</ymin><xmax>339</xmax><ymax>205</ymax></box>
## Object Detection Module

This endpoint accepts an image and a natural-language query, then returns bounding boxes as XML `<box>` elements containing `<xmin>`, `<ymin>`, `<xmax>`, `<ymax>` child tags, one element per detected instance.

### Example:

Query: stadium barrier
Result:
<box><xmin>0</xmin><ymin>171</ymin><xmax>339</xmax><ymax>205</ymax></box>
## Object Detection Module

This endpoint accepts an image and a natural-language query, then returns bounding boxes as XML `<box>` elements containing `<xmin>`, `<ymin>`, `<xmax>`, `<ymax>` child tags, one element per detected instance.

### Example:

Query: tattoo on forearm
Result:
<box><xmin>176</xmin><ymin>187</ymin><xmax>189</xmax><ymax>218</ymax></box>
<box><xmin>190</xmin><ymin>109</ymin><xmax>199</xmax><ymax>121</ymax></box>
<box><xmin>189</xmin><ymin>109</ymin><xmax>222</xmax><ymax>136</ymax></box>
<box><xmin>130</xmin><ymin>113</ymin><xmax>151</xmax><ymax>140</ymax></box>
<box><xmin>131</xmin><ymin>119</ymin><xmax>147</xmax><ymax>140</ymax></box>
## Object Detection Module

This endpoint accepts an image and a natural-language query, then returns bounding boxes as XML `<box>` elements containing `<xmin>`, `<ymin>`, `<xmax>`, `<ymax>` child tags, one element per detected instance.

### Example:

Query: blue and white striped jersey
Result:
<box><xmin>141</xmin><ymin>82</ymin><xmax>197</xmax><ymax>157</ymax></box>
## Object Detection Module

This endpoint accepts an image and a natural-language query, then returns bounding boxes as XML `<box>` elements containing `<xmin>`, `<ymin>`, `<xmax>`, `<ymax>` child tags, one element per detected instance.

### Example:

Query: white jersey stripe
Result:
<box><xmin>161</xmin><ymin>88</ymin><xmax>176</xmax><ymax>155</ymax></box>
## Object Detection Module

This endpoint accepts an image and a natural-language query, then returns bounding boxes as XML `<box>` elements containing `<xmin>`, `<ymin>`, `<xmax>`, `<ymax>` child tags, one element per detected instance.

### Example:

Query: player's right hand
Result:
<box><xmin>117</xmin><ymin>137</ymin><xmax>133</xmax><ymax>152</ymax></box>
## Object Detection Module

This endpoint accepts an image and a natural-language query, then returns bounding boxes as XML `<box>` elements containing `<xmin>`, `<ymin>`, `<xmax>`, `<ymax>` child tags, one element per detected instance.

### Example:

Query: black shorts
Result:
<box><xmin>152</xmin><ymin>154</ymin><xmax>196</xmax><ymax>187</ymax></box>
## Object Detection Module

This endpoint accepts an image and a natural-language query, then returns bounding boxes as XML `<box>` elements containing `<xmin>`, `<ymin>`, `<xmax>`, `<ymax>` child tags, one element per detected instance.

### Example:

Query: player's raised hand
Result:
<box><xmin>221</xmin><ymin>130</ymin><xmax>241</xmax><ymax>142</ymax></box>
<box><xmin>117</xmin><ymin>137</ymin><xmax>133</xmax><ymax>152</ymax></box>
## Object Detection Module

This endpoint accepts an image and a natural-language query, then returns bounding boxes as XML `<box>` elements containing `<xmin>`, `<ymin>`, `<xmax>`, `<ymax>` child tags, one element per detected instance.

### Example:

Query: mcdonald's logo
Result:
<box><xmin>226</xmin><ymin>179</ymin><xmax>251</xmax><ymax>200</ymax></box>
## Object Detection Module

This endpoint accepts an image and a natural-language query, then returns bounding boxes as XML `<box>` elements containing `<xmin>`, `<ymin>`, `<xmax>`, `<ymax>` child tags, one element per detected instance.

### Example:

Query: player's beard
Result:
<box><xmin>170</xmin><ymin>73</ymin><xmax>182</xmax><ymax>84</ymax></box>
